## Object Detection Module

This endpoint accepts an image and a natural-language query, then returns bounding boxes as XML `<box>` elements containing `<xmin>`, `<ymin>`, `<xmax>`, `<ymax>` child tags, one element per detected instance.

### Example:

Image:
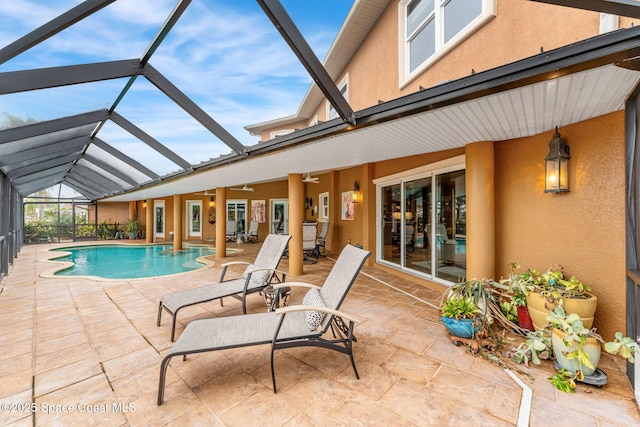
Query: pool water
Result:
<box><xmin>52</xmin><ymin>244</ymin><xmax>214</xmax><ymax>279</ymax></box>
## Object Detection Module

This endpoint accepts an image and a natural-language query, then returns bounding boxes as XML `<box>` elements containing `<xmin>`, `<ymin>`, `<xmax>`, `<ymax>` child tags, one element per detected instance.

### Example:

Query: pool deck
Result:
<box><xmin>1</xmin><ymin>241</ymin><xmax>639</xmax><ymax>426</ymax></box>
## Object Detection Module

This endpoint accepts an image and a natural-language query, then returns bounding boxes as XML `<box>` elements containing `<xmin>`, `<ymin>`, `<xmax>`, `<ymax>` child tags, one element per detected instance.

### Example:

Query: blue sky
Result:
<box><xmin>0</xmin><ymin>0</ymin><xmax>354</xmax><ymax>178</ymax></box>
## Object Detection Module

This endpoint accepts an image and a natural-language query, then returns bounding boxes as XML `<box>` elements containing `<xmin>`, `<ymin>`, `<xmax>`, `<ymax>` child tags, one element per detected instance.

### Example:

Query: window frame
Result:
<box><xmin>319</xmin><ymin>191</ymin><xmax>329</xmax><ymax>221</ymax></box>
<box><xmin>326</xmin><ymin>74</ymin><xmax>349</xmax><ymax>120</ymax></box>
<box><xmin>374</xmin><ymin>155</ymin><xmax>466</xmax><ymax>285</ymax></box>
<box><xmin>398</xmin><ymin>0</ymin><xmax>495</xmax><ymax>88</ymax></box>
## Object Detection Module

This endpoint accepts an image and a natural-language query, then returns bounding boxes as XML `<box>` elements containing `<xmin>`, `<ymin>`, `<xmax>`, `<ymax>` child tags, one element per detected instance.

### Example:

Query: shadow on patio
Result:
<box><xmin>0</xmin><ymin>241</ymin><xmax>638</xmax><ymax>426</ymax></box>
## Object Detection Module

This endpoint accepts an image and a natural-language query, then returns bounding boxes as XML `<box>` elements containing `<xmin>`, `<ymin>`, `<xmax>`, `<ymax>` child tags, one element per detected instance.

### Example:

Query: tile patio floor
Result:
<box><xmin>1</xmin><ymin>241</ymin><xmax>639</xmax><ymax>426</ymax></box>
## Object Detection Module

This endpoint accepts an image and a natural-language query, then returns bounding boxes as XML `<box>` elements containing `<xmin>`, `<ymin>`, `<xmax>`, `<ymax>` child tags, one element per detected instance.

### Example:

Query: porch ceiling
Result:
<box><xmin>104</xmin><ymin>62</ymin><xmax>640</xmax><ymax>202</ymax></box>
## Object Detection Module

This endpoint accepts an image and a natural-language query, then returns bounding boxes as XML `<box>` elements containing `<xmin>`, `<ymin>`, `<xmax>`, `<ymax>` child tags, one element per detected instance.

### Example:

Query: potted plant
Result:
<box><xmin>511</xmin><ymin>307</ymin><xmax>639</xmax><ymax>393</ymax></box>
<box><xmin>125</xmin><ymin>218</ymin><xmax>140</xmax><ymax>240</ymax></box>
<box><xmin>441</xmin><ymin>294</ymin><xmax>482</xmax><ymax>339</ymax></box>
<box><xmin>547</xmin><ymin>308</ymin><xmax>638</xmax><ymax>382</ymax></box>
<box><xmin>506</xmin><ymin>263</ymin><xmax>597</xmax><ymax>331</ymax></box>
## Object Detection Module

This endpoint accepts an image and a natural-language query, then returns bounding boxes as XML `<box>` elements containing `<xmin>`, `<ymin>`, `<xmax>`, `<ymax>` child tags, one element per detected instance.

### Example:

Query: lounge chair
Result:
<box><xmin>157</xmin><ymin>244</ymin><xmax>370</xmax><ymax>405</ymax></box>
<box><xmin>303</xmin><ymin>221</ymin><xmax>318</xmax><ymax>263</ymax></box>
<box><xmin>226</xmin><ymin>219</ymin><xmax>237</xmax><ymax>242</ymax></box>
<box><xmin>245</xmin><ymin>220</ymin><xmax>259</xmax><ymax>243</ymax></box>
<box><xmin>314</xmin><ymin>221</ymin><xmax>329</xmax><ymax>257</ymax></box>
<box><xmin>157</xmin><ymin>234</ymin><xmax>291</xmax><ymax>341</ymax></box>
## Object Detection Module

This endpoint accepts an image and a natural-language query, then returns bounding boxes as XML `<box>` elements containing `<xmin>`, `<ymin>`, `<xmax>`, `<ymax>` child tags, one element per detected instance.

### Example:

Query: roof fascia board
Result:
<box><xmin>0</xmin><ymin>110</ymin><xmax>108</xmax><ymax>144</ymax></box>
<box><xmin>141</xmin><ymin>63</ymin><xmax>247</xmax><ymax>156</ymax></box>
<box><xmin>257</xmin><ymin>0</ymin><xmax>355</xmax><ymax>125</ymax></box>
<box><xmin>91</xmin><ymin>137</ymin><xmax>159</xmax><ymax>180</ymax></box>
<box><xmin>529</xmin><ymin>0</ymin><xmax>640</xmax><ymax>18</ymax></box>
<box><xmin>82</xmin><ymin>154</ymin><xmax>139</xmax><ymax>187</ymax></box>
<box><xmin>109</xmin><ymin>111</ymin><xmax>192</xmax><ymax>171</ymax></box>
<box><xmin>0</xmin><ymin>59</ymin><xmax>143</xmax><ymax>95</ymax></box>
<box><xmin>0</xmin><ymin>0</ymin><xmax>116</xmax><ymax>65</ymax></box>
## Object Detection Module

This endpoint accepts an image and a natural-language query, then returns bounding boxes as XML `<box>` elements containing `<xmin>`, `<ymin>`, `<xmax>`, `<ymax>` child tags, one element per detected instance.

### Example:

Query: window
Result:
<box><xmin>376</xmin><ymin>157</ymin><xmax>466</xmax><ymax>284</ymax></box>
<box><xmin>399</xmin><ymin>0</ymin><xmax>494</xmax><ymax>86</ymax></box>
<box><xmin>269</xmin><ymin>129</ymin><xmax>294</xmax><ymax>139</ymax></box>
<box><xmin>326</xmin><ymin>74</ymin><xmax>349</xmax><ymax>120</ymax></box>
<box><xmin>227</xmin><ymin>200</ymin><xmax>247</xmax><ymax>233</ymax></box>
<box><xmin>154</xmin><ymin>200</ymin><xmax>165</xmax><ymax>239</ymax></box>
<box><xmin>270</xmin><ymin>199</ymin><xmax>288</xmax><ymax>234</ymax></box>
<box><xmin>319</xmin><ymin>192</ymin><xmax>329</xmax><ymax>221</ymax></box>
<box><xmin>187</xmin><ymin>200</ymin><xmax>202</xmax><ymax>238</ymax></box>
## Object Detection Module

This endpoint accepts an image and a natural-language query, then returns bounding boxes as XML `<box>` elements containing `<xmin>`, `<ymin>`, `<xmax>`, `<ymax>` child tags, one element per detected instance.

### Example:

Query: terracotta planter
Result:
<box><xmin>516</xmin><ymin>305</ymin><xmax>534</xmax><ymax>331</ymax></box>
<box><xmin>551</xmin><ymin>328</ymin><xmax>601</xmax><ymax>376</ymax></box>
<box><xmin>526</xmin><ymin>291</ymin><xmax>597</xmax><ymax>331</ymax></box>
<box><xmin>441</xmin><ymin>316</ymin><xmax>482</xmax><ymax>339</ymax></box>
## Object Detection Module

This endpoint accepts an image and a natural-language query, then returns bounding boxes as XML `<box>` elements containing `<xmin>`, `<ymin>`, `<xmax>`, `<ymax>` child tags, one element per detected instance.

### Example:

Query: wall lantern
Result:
<box><xmin>209</xmin><ymin>196</ymin><xmax>215</xmax><ymax>208</ymax></box>
<box><xmin>544</xmin><ymin>127</ymin><xmax>570</xmax><ymax>193</ymax></box>
<box><xmin>351</xmin><ymin>180</ymin><xmax>362</xmax><ymax>204</ymax></box>
<box><xmin>143</xmin><ymin>199</ymin><xmax>147</xmax><ymax>209</ymax></box>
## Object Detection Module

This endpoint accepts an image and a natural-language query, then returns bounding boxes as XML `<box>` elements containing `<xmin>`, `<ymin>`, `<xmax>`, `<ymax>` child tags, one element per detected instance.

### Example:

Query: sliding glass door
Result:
<box><xmin>378</xmin><ymin>166</ymin><xmax>466</xmax><ymax>284</ymax></box>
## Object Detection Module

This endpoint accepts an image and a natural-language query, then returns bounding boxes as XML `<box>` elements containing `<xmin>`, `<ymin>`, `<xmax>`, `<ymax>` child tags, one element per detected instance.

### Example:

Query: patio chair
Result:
<box><xmin>314</xmin><ymin>221</ymin><xmax>329</xmax><ymax>257</ymax></box>
<box><xmin>158</xmin><ymin>244</ymin><xmax>371</xmax><ymax>405</ymax></box>
<box><xmin>303</xmin><ymin>221</ymin><xmax>318</xmax><ymax>263</ymax></box>
<box><xmin>245</xmin><ymin>220</ymin><xmax>259</xmax><ymax>243</ymax></box>
<box><xmin>226</xmin><ymin>219</ymin><xmax>237</xmax><ymax>242</ymax></box>
<box><xmin>157</xmin><ymin>234</ymin><xmax>291</xmax><ymax>341</ymax></box>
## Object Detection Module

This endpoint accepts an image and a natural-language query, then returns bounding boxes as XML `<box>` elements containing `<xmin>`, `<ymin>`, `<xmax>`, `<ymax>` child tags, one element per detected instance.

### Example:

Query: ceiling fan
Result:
<box><xmin>194</xmin><ymin>190</ymin><xmax>215</xmax><ymax>196</ymax></box>
<box><xmin>229</xmin><ymin>184</ymin><xmax>254</xmax><ymax>192</ymax></box>
<box><xmin>302</xmin><ymin>172</ymin><xmax>319</xmax><ymax>184</ymax></box>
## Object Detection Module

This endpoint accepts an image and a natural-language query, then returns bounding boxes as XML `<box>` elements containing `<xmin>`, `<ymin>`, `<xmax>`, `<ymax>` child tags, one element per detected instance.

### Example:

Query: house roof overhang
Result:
<box><xmin>103</xmin><ymin>25</ymin><xmax>640</xmax><ymax>202</ymax></box>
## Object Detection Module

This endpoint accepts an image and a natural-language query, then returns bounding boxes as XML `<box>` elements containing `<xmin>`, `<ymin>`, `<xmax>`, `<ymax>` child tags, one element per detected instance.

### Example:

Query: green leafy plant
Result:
<box><xmin>441</xmin><ymin>295</ymin><xmax>479</xmax><ymax>320</ymax></box>
<box><xmin>548</xmin><ymin>369</ymin><xmax>577</xmax><ymax>393</ymax></box>
<box><xmin>511</xmin><ymin>330</ymin><xmax>552</xmax><ymax>366</ymax></box>
<box><xmin>125</xmin><ymin>218</ymin><xmax>141</xmax><ymax>234</ymax></box>
<box><xmin>504</xmin><ymin>262</ymin><xmax>591</xmax><ymax>309</ymax></box>
<box><xmin>500</xmin><ymin>299</ymin><xmax>519</xmax><ymax>324</ymax></box>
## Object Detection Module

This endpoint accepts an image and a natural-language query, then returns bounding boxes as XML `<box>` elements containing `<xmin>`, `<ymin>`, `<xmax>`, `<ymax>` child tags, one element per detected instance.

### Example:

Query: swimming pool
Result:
<box><xmin>51</xmin><ymin>244</ymin><xmax>215</xmax><ymax>279</ymax></box>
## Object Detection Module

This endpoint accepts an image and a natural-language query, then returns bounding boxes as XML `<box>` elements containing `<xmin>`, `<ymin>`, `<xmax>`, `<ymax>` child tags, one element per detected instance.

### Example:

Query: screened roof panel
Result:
<box><xmin>84</xmin><ymin>143</ymin><xmax>156</xmax><ymax>184</ymax></box>
<box><xmin>0</xmin><ymin>124</ymin><xmax>94</xmax><ymax>156</ymax></box>
<box><xmin>75</xmin><ymin>158</ymin><xmax>131</xmax><ymax>189</ymax></box>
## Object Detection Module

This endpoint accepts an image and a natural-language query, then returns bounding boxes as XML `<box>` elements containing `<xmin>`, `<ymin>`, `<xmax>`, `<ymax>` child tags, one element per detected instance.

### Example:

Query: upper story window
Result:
<box><xmin>326</xmin><ymin>74</ymin><xmax>349</xmax><ymax>120</ymax></box>
<box><xmin>269</xmin><ymin>129</ymin><xmax>294</xmax><ymax>139</ymax></box>
<box><xmin>399</xmin><ymin>0</ymin><xmax>495</xmax><ymax>87</ymax></box>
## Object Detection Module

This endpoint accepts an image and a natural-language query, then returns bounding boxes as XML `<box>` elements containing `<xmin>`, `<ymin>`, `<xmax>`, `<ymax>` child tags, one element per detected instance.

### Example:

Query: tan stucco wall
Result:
<box><xmin>96</xmin><ymin>202</ymin><xmax>129</xmax><ymax>226</ymax></box>
<box><xmin>495</xmin><ymin>111</ymin><xmax>626</xmax><ymax>340</ymax></box>
<box><xmin>302</xmin><ymin>1</ymin><xmax>607</xmax><ymax>124</ymax></box>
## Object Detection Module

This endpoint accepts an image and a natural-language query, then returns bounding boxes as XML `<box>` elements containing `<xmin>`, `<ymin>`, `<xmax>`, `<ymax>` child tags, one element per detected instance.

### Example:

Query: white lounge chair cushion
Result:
<box><xmin>302</xmin><ymin>287</ymin><xmax>326</xmax><ymax>331</ymax></box>
<box><xmin>242</xmin><ymin>264</ymin><xmax>270</xmax><ymax>285</ymax></box>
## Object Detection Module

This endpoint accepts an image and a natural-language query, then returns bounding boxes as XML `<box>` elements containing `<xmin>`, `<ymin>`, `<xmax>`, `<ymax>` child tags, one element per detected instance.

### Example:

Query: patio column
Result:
<box><xmin>173</xmin><ymin>194</ymin><xmax>182</xmax><ymax>250</ymax></box>
<box><xmin>215</xmin><ymin>187</ymin><xmax>227</xmax><ymax>259</ymax></box>
<box><xmin>466</xmin><ymin>141</ymin><xmax>495</xmax><ymax>279</ymax></box>
<box><xmin>145</xmin><ymin>199</ymin><xmax>154</xmax><ymax>243</ymax></box>
<box><xmin>128</xmin><ymin>201</ymin><xmax>136</xmax><ymax>221</ymax></box>
<box><xmin>289</xmin><ymin>173</ymin><xmax>304</xmax><ymax>276</ymax></box>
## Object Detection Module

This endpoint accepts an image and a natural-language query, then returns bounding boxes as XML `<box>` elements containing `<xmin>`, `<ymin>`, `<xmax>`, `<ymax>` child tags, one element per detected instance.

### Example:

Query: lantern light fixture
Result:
<box><xmin>544</xmin><ymin>127</ymin><xmax>570</xmax><ymax>193</ymax></box>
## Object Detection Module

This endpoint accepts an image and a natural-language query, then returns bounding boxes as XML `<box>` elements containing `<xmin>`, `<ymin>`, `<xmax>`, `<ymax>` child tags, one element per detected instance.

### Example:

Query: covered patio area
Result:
<box><xmin>0</xmin><ymin>241</ymin><xmax>638</xmax><ymax>426</ymax></box>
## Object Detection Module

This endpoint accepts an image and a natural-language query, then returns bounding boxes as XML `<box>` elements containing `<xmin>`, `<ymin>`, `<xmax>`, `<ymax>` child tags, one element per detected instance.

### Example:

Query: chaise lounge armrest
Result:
<box><xmin>271</xmin><ymin>282</ymin><xmax>319</xmax><ymax>291</ymax></box>
<box><xmin>275</xmin><ymin>304</ymin><xmax>361</xmax><ymax>324</ymax></box>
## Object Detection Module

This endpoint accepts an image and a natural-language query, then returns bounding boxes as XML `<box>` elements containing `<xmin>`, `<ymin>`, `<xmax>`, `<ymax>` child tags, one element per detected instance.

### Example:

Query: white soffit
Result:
<box><xmin>104</xmin><ymin>64</ymin><xmax>640</xmax><ymax>201</ymax></box>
